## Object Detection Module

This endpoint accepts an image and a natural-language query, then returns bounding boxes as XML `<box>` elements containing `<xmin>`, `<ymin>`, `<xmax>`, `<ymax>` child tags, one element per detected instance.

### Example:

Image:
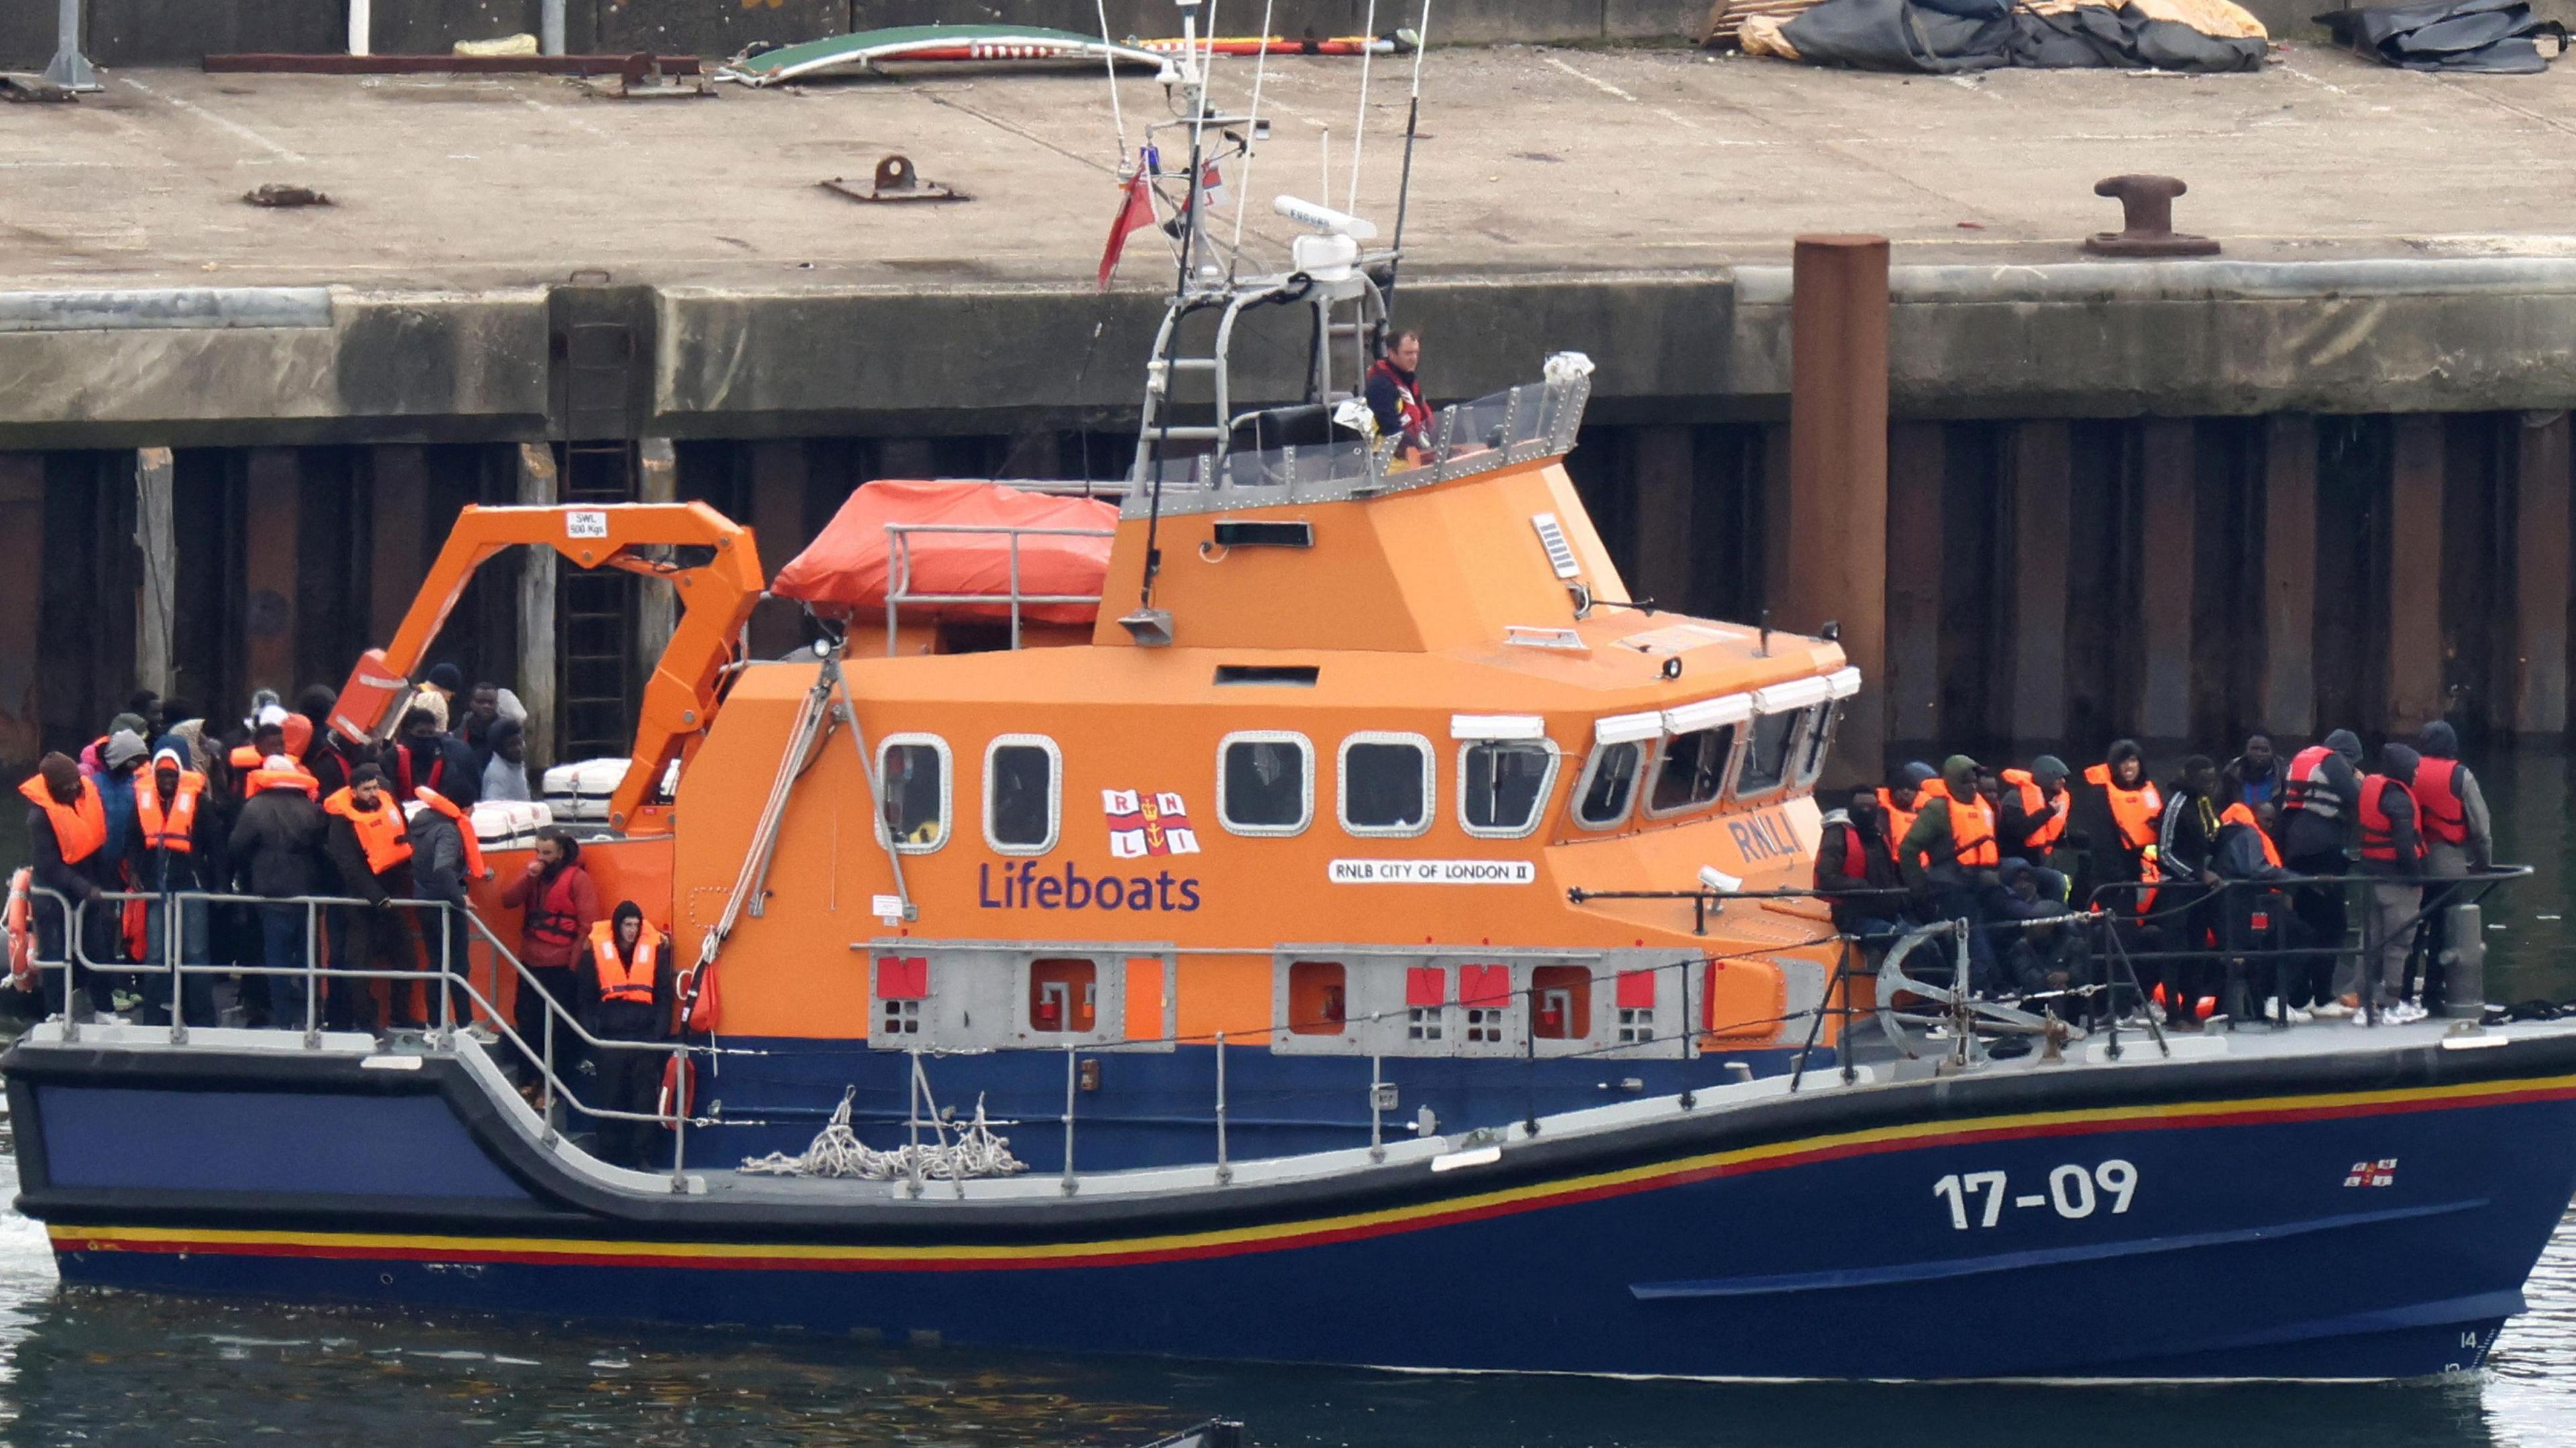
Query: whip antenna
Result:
<box><xmin>1095</xmin><ymin>0</ymin><xmax>1128</xmax><ymax>161</ymax></box>
<box><xmin>1229</xmin><ymin>0</ymin><xmax>1279</xmax><ymax>256</ymax></box>
<box><xmin>1345</xmin><ymin>0</ymin><xmax>1381</xmax><ymax>213</ymax></box>
<box><xmin>1385</xmin><ymin>1</ymin><xmax>1433</xmax><ymax>304</ymax></box>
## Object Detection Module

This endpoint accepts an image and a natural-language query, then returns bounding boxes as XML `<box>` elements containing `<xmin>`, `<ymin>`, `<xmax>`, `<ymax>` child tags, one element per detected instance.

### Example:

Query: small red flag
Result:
<box><xmin>1097</xmin><ymin>172</ymin><xmax>1157</xmax><ymax>291</ymax></box>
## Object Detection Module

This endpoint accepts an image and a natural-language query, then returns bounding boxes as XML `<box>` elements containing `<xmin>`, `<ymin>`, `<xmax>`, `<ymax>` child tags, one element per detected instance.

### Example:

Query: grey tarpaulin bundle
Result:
<box><xmin>1744</xmin><ymin>0</ymin><xmax>2268</xmax><ymax>71</ymax></box>
<box><xmin>2316</xmin><ymin>0</ymin><xmax>2565</xmax><ymax>72</ymax></box>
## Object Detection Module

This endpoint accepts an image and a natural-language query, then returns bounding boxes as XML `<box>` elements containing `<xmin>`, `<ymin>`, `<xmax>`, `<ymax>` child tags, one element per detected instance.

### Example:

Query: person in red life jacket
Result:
<box><xmin>229</xmin><ymin>755</ymin><xmax>329</xmax><ymax>1029</ymax></box>
<box><xmin>2078</xmin><ymin>739</ymin><xmax>2163</xmax><ymax>917</ymax></box>
<box><xmin>1814</xmin><ymin>787</ymin><xmax>1903</xmax><ymax>944</ymax></box>
<box><xmin>578</xmin><ymin>901</ymin><xmax>678</xmax><ymax>1169</ymax></box>
<box><xmin>21</xmin><ymin>753</ymin><xmax>115</xmax><ymax>1020</ymax></box>
<box><xmin>321</xmin><ymin>764</ymin><xmax>424</xmax><ymax>1032</ymax></box>
<box><xmin>131</xmin><ymin>746</ymin><xmax>219</xmax><ymax>1027</ymax></box>
<box><xmin>407</xmin><ymin>786</ymin><xmax>492</xmax><ymax>1034</ymax></box>
<box><xmin>2406</xmin><ymin>720</ymin><xmax>2493</xmax><ymax>1013</ymax></box>
<box><xmin>2353</xmin><ymin>742</ymin><xmax>2428</xmax><ymax>1026</ymax></box>
<box><xmin>1997</xmin><ymin>756</ymin><xmax>2076</xmax><ymax>871</ymax></box>
<box><xmin>2276</xmin><ymin>728</ymin><xmax>2365</xmax><ymax>1017</ymax></box>
<box><xmin>388</xmin><ymin>706</ymin><xmax>479</xmax><ymax>810</ymax></box>
<box><xmin>1364</xmin><ymin>329</ymin><xmax>1433</xmax><ymax>460</ymax></box>
<box><xmin>1897</xmin><ymin>755</ymin><xmax>2001</xmax><ymax>995</ymax></box>
<box><xmin>500</xmin><ymin>827</ymin><xmax>603</xmax><ymax>1094</ymax></box>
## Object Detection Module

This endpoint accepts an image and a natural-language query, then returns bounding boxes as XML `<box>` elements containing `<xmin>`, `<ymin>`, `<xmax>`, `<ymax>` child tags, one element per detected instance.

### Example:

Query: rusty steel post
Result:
<box><xmin>1785</xmin><ymin>235</ymin><xmax>1891</xmax><ymax>783</ymax></box>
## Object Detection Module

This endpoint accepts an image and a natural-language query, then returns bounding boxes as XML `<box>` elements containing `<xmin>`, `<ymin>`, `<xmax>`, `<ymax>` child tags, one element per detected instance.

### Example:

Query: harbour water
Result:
<box><xmin>3</xmin><ymin>744</ymin><xmax>2576</xmax><ymax>1442</ymax></box>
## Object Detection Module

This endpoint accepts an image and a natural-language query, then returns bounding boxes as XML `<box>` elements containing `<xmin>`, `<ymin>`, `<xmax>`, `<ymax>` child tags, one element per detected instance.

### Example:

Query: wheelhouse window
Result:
<box><xmin>1733</xmin><ymin>710</ymin><xmax>1801</xmax><ymax>799</ymax></box>
<box><xmin>983</xmin><ymin>735</ymin><xmax>1061</xmax><ymax>854</ymax></box>
<box><xmin>1648</xmin><ymin>724</ymin><xmax>1737</xmax><ymax>816</ymax></box>
<box><xmin>1574</xmin><ymin>742</ymin><xmax>1643</xmax><ymax>829</ymax></box>
<box><xmin>877</xmin><ymin>735</ymin><xmax>951</xmax><ymax>853</ymax></box>
<box><xmin>1340</xmin><ymin>732</ymin><xmax>1433</xmax><ymax>837</ymax></box>
<box><xmin>1219</xmin><ymin>732</ymin><xmax>1313</xmax><ymax>836</ymax></box>
<box><xmin>1460</xmin><ymin>739</ymin><xmax>1559</xmax><ymax>838</ymax></box>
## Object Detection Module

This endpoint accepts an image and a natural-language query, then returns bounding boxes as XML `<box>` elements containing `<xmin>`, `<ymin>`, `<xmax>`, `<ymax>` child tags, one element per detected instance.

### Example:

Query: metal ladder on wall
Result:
<box><xmin>556</xmin><ymin>317</ymin><xmax>640</xmax><ymax>764</ymax></box>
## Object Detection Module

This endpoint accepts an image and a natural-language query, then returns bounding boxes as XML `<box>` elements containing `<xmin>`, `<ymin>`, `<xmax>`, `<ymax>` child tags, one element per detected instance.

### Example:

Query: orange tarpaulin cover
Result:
<box><xmin>769</xmin><ymin>480</ymin><xmax>1119</xmax><ymax>624</ymax></box>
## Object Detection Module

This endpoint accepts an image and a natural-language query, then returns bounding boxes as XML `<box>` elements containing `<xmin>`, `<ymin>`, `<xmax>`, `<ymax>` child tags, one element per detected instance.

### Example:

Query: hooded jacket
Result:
<box><xmin>229</xmin><ymin>776</ymin><xmax>329</xmax><ymax>900</ymax></box>
<box><xmin>2362</xmin><ymin>742</ymin><xmax>2425</xmax><ymax>876</ymax></box>
<box><xmin>2279</xmin><ymin>728</ymin><xmax>2365</xmax><ymax>861</ymax></box>
<box><xmin>578</xmin><ymin>901</ymin><xmax>676</xmax><ymax>1042</ymax></box>
<box><xmin>1898</xmin><ymin>756</ymin><xmax>1989</xmax><ymax>891</ymax></box>
<box><xmin>2414</xmin><ymin>720</ymin><xmax>2494</xmax><ymax>870</ymax></box>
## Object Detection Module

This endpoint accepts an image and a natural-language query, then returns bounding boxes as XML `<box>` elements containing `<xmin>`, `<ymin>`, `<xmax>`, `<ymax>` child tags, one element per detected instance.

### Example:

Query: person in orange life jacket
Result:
<box><xmin>2152</xmin><ymin>756</ymin><xmax>2230</xmax><ymax>1030</ymax></box>
<box><xmin>389</xmin><ymin>706</ymin><xmax>478</xmax><ymax>810</ymax></box>
<box><xmin>321</xmin><ymin>764</ymin><xmax>423</xmax><ymax>1032</ymax></box>
<box><xmin>22</xmin><ymin>753</ymin><xmax>116</xmax><ymax>1020</ymax></box>
<box><xmin>1876</xmin><ymin>761</ymin><xmax>1939</xmax><ymax>917</ymax></box>
<box><xmin>500</xmin><ymin>828</ymin><xmax>603</xmax><ymax>1092</ymax></box>
<box><xmin>1897</xmin><ymin>755</ymin><xmax>2002</xmax><ymax>995</ymax></box>
<box><xmin>1364</xmin><ymin>329</ymin><xmax>1434</xmax><ymax>459</ymax></box>
<box><xmin>1997</xmin><ymin>755</ymin><xmax>2076</xmax><ymax>871</ymax></box>
<box><xmin>407</xmin><ymin>786</ymin><xmax>492</xmax><ymax>1034</ymax></box>
<box><xmin>2405</xmin><ymin>720</ymin><xmax>2493</xmax><ymax>1013</ymax></box>
<box><xmin>577</xmin><ymin>901</ymin><xmax>677</xmax><ymax>1170</ymax></box>
<box><xmin>227</xmin><ymin>719</ymin><xmax>286</xmax><ymax>775</ymax></box>
<box><xmin>229</xmin><ymin>755</ymin><xmax>329</xmax><ymax>1029</ymax></box>
<box><xmin>2351</xmin><ymin>742</ymin><xmax>2430</xmax><ymax>1025</ymax></box>
<box><xmin>2208</xmin><ymin>799</ymin><xmax>2302</xmax><ymax>1022</ymax></box>
<box><xmin>130</xmin><ymin>747</ymin><xmax>219</xmax><ymax>1027</ymax></box>
<box><xmin>2077</xmin><ymin>739</ymin><xmax>2163</xmax><ymax>916</ymax></box>
<box><xmin>2275</xmin><ymin>728</ymin><xmax>2365</xmax><ymax>1017</ymax></box>
<box><xmin>1815</xmin><ymin>787</ymin><xmax>1904</xmax><ymax>943</ymax></box>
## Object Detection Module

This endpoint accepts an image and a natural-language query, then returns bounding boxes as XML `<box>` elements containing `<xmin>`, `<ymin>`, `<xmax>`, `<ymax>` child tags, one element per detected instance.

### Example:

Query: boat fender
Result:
<box><xmin>3</xmin><ymin>867</ymin><xmax>30</xmax><ymax>989</ymax></box>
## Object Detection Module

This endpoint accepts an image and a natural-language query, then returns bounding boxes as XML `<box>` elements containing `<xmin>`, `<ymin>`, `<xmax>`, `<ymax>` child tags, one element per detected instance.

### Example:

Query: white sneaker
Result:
<box><xmin>2264</xmin><ymin>997</ymin><xmax>2282</xmax><ymax>1018</ymax></box>
<box><xmin>2385</xmin><ymin>1001</ymin><xmax>2429</xmax><ymax>1025</ymax></box>
<box><xmin>2286</xmin><ymin>1006</ymin><xmax>2314</xmax><ymax>1025</ymax></box>
<box><xmin>464</xmin><ymin>1023</ymin><xmax>499</xmax><ymax>1045</ymax></box>
<box><xmin>2312</xmin><ymin>1000</ymin><xmax>2357</xmax><ymax>1020</ymax></box>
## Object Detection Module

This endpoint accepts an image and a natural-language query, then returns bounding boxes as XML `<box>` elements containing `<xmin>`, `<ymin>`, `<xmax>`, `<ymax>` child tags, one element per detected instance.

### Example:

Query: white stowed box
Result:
<box><xmin>472</xmin><ymin>799</ymin><xmax>553</xmax><ymax>850</ymax></box>
<box><xmin>541</xmin><ymin>758</ymin><xmax>629</xmax><ymax>824</ymax></box>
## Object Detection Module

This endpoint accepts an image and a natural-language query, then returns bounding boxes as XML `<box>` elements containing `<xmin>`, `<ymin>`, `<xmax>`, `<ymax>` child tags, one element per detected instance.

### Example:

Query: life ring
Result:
<box><xmin>5</xmin><ymin>867</ymin><xmax>33</xmax><ymax>988</ymax></box>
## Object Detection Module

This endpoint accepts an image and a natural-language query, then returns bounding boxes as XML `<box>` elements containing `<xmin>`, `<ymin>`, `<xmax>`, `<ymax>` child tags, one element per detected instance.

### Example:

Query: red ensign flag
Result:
<box><xmin>1097</xmin><ymin>173</ymin><xmax>1157</xmax><ymax>291</ymax></box>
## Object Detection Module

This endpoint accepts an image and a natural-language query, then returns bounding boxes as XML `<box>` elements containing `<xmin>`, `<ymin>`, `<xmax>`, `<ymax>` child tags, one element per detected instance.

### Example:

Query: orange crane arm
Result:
<box><xmin>328</xmin><ymin>502</ymin><xmax>765</xmax><ymax>833</ymax></box>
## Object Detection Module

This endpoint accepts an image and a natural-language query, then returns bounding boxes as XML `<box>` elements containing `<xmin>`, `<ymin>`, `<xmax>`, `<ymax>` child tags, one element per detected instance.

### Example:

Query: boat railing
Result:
<box><xmin>881</xmin><ymin>520</ymin><xmax>1116</xmax><ymax>653</ymax></box>
<box><xmin>1132</xmin><ymin>366</ymin><xmax>1595</xmax><ymax>515</ymax></box>
<box><xmin>25</xmin><ymin>886</ymin><xmax>712</xmax><ymax>1190</ymax></box>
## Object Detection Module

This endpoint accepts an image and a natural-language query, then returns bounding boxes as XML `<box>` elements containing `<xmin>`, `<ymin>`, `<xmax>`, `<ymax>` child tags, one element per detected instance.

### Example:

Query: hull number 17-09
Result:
<box><xmin>1934</xmin><ymin>1162</ymin><xmax>2139</xmax><ymax>1229</ymax></box>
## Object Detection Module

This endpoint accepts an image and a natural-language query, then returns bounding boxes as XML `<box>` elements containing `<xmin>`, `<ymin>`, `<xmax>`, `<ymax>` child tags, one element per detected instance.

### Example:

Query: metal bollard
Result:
<box><xmin>44</xmin><ymin>0</ymin><xmax>99</xmax><ymax>91</ymax></box>
<box><xmin>2440</xmin><ymin>902</ymin><xmax>2486</xmax><ymax>1021</ymax></box>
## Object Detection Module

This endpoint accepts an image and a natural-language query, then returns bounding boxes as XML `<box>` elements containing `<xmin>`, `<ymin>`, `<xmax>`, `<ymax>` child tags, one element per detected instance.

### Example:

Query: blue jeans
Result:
<box><xmin>142</xmin><ymin>896</ymin><xmax>217</xmax><ymax>1026</ymax></box>
<box><xmin>261</xmin><ymin>902</ymin><xmax>315</xmax><ymax>1029</ymax></box>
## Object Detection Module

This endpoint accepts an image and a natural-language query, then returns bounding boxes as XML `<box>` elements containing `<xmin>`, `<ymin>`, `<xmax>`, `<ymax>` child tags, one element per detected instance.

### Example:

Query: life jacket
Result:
<box><xmin>246</xmin><ymin>762</ymin><xmax>319</xmax><ymax>799</ymax></box>
<box><xmin>2281</xmin><ymin>745</ymin><xmax>2343</xmax><ymax>818</ymax></box>
<box><xmin>2083</xmin><ymin>761</ymin><xmax>2163</xmax><ymax>912</ymax></box>
<box><xmin>228</xmin><ymin>743</ymin><xmax>264</xmax><ymax>771</ymax></box>
<box><xmin>590</xmin><ymin>918</ymin><xmax>663</xmax><ymax>1005</ymax></box>
<box><xmin>134</xmin><ymin>771</ymin><xmax>205</xmax><ymax>855</ymax></box>
<box><xmin>17</xmin><ymin>775</ymin><xmax>106</xmax><ymax>866</ymax></box>
<box><xmin>524</xmin><ymin>865</ymin><xmax>588</xmax><ymax>952</ymax></box>
<box><xmin>1826</xmin><ymin>820</ymin><xmax>1869</xmax><ymax>879</ymax></box>
<box><xmin>2218</xmin><ymin>801</ymin><xmax>2284</xmax><ymax>869</ymax></box>
<box><xmin>5</xmin><ymin>866</ymin><xmax>32</xmax><ymax>987</ymax></box>
<box><xmin>411</xmin><ymin>787</ymin><xmax>486</xmax><ymax>881</ymax></box>
<box><xmin>322</xmin><ymin>786</ymin><xmax>413</xmax><ymax>874</ymax></box>
<box><xmin>2413</xmin><ymin>757</ymin><xmax>2467</xmax><ymax>847</ymax></box>
<box><xmin>2000</xmin><ymin>768</ymin><xmax>2069</xmax><ymax>850</ymax></box>
<box><xmin>1947</xmin><ymin>789</ymin><xmax>1999</xmax><ymax>869</ymax></box>
<box><xmin>2358</xmin><ymin>775</ymin><xmax>2422</xmax><ymax>866</ymax></box>
<box><xmin>1366</xmin><ymin>357</ymin><xmax>1431</xmax><ymax>443</ymax></box>
<box><xmin>393</xmin><ymin>741</ymin><xmax>445</xmax><ymax>799</ymax></box>
<box><xmin>1876</xmin><ymin>787</ymin><xmax>1923</xmax><ymax>855</ymax></box>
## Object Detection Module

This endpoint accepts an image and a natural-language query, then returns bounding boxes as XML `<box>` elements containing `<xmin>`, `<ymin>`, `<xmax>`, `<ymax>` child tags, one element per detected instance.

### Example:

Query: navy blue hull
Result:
<box><xmin>16</xmin><ymin>1034</ymin><xmax>2576</xmax><ymax>1381</ymax></box>
<box><xmin>692</xmin><ymin>1037</ymin><xmax>1813</xmax><ymax>1170</ymax></box>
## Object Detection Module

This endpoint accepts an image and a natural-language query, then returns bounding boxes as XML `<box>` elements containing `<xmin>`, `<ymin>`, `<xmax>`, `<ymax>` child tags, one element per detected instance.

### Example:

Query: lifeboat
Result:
<box><xmin>9</xmin><ymin>38</ymin><xmax>2576</xmax><ymax>1386</ymax></box>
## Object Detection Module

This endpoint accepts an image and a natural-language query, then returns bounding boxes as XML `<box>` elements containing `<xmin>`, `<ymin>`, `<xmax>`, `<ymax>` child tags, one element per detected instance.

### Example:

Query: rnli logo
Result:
<box><xmin>2344</xmin><ymin>1158</ymin><xmax>2398</xmax><ymax>1188</ymax></box>
<box><xmin>1726</xmin><ymin>810</ymin><xmax>1801</xmax><ymax>862</ymax></box>
<box><xmin>1105</xmin><ymin>789</ymin><xmax>1200</xmax><ymax>859</ymax></box>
